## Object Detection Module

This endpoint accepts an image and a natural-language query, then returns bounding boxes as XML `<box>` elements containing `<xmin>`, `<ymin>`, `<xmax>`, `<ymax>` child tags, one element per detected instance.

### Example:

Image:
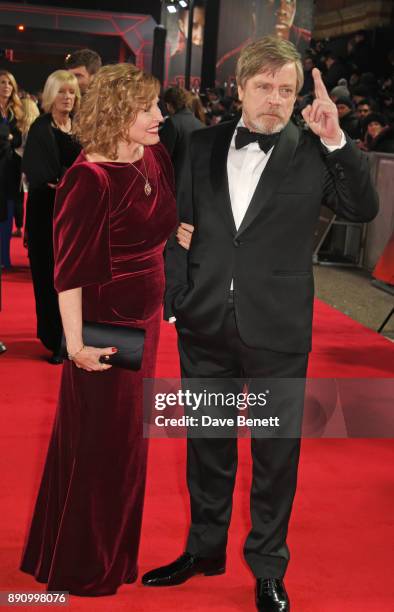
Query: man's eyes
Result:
<box><xmin>256</xmin><ymin>84</ymin><xmax>294</xmax><ymax>95</ymax></box>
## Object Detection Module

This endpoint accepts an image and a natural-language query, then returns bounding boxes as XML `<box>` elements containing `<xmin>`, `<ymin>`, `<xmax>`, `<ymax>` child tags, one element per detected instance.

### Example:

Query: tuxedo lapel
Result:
<box><xmin>210</xmin><ymin>120</ymin><xmax>238</xmax><ymax>234</ymax></box>
<box><xmin>235</xmin><ymin>120</ymin><xmax>300</xmax><ymax>238</ymax></box>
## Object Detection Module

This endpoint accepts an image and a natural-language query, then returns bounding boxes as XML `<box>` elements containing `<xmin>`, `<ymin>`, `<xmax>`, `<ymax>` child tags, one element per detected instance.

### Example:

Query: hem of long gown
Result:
<box><xmin>19</xmin><ymin>566</ymin><xmax>48</xmax><ymax>584</ymax></box>
<box><xmin>19</xmin><ymin>565</ymin><xmax>138</xmax><ymax>596</ymax></box>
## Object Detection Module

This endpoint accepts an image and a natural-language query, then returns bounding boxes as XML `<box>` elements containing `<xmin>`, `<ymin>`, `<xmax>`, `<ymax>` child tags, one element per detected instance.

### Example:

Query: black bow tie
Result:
<box><xmin>235</xmin><ymin>127</ymin><xmax>280</xmax><ymax>153</ymax></box>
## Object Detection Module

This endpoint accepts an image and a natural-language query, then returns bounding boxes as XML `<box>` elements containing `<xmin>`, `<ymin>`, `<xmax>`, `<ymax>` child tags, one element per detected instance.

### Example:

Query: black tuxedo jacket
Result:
<box><xmin>165</xmin><ymin>119</ymin><xmax>379</xmax><ymax>354</ymax></box>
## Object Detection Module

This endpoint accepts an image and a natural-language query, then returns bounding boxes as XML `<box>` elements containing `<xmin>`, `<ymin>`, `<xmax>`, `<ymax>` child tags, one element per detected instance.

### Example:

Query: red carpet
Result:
<box><xmin>1</xmin><ymin>239</ymin><xmax>393</xmax><ymax>611</ymax></box>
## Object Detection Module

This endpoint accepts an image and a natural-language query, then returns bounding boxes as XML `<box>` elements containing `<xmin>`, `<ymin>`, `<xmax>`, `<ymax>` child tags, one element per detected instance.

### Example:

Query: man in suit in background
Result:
<box><xmin>160</xmin><ymin>86</ymin><xmax>204</xmax><ymax>249</ymax></box>
<box><xmin>143</xmin><ymin>37</ymin><xmax>378</xmax><ymax>611</ymax></box>
<box><xmin>64</xmin><ymin>48</ymin><xmax>101</xmax><ymax>95</ymax></box>
<box><xmin>160</xmin><ymin>86</ymin><xmax>204</xmax><ymax>195</ymax></box>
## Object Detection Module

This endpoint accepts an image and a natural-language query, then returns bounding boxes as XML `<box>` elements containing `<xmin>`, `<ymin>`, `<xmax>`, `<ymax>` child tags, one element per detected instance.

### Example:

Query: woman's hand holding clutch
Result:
<box><xmin>69</xmin><ymin>345</ymin><xmax>118</xmax><ymax>372</ymax></box>
<box><xmin>59</xmin><ymin>289</ymin><xmax>118</xmax><ymax>372</ymax></box>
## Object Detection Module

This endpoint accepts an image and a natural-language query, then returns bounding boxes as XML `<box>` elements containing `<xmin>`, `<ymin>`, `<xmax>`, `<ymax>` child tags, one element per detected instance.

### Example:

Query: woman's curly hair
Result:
<box><xmin>72</xmin><ymin>63</ymin><xmax>160</xmax><ymax>160</ymax></box>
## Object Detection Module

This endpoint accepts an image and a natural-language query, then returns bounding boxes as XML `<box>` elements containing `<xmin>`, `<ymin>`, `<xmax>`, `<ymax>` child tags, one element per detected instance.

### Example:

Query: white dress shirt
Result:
<box><xmin>227</xmin><ymin>118</ymin><xmax>275</xmax><ymax>231</ymax></box>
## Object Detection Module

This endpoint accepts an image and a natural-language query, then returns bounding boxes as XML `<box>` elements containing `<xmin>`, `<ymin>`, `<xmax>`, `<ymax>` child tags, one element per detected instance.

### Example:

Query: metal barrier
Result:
<box><xmin>365</xmin><ymin>152</ymin><xmax>394</xmax><ymax>271</ymax></box>
<box><xmin>314</xmin><ymin>152</ymin><xmax>394</xmax><ymax>270</ymax></box>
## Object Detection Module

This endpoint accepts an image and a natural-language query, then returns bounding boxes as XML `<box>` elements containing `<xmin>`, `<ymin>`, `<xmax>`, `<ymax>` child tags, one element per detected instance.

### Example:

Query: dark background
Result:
<box><xmin>0</xmin><ymin>0</ymin><xmax>161</xmax><ymax>92</ymax></box>
<box><xmin>9</xmin><ymin>0</ymin><xmax>162</xmax><ymax>22</ymax></box>
<box><xmin>2</xmin><ymin>1</ymin><xmax>394</xmax><ymax>93</ymax></box>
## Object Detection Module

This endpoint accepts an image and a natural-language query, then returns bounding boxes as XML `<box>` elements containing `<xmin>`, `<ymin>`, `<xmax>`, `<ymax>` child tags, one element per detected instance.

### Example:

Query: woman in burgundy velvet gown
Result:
<box><xmin>20</xmin><ymin>64</ymin><xmax>177</xmax><ymax>596</ymax></box>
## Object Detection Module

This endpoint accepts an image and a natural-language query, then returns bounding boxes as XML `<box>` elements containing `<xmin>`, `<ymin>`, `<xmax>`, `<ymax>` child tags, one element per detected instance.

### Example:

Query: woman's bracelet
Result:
<box><xmin>67</xmin><ymin>344</ymin><xmax>85</xmax><ymax>361</ymax></box>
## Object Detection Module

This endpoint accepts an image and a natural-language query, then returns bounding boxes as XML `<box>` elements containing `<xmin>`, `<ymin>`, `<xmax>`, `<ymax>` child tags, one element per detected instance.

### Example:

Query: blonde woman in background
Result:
<box><xmin>23</xmin><ymin>70</ymin><xmax>81</xmax><ymax>364</ymax></box>
<box><xmin>0</xmin><ymin>70</ymin><xmax>23</xmax><ymax>268</ymax></box>
<box><xmin>13</xmin><ymin>97</ymin><xmax>40</xmax><ymax>238</ymax></box>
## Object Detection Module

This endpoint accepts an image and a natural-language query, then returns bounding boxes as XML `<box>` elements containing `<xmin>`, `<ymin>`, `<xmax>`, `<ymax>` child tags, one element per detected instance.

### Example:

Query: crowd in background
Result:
<box><xmin>0</xmin><ymin>31</ymin><xmax>394</xmax><ymax>359</ymax></box>
<box><xmin>181</xmin><ymin>31</ymin><xmax>394</xmax><ymax>153</ymax></box>
<box><xmin>1</xmin><ymin>33</ymin><xmax>393</xmax><ymax>252</ymax></box>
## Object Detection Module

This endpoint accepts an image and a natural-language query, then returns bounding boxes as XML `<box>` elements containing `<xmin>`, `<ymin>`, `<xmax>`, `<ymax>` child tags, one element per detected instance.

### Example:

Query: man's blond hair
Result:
<box><xmin>236</xmin><ymin>36</ymin><xmax>304</xmax><ymax>93</ymax></box>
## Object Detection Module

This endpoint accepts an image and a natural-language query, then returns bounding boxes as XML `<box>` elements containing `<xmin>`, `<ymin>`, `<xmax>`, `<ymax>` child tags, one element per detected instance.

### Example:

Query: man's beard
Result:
<box><xmin>249</xmin><ymin>115</ymin><xmax>286</xmax><ymax>134</ymax></box>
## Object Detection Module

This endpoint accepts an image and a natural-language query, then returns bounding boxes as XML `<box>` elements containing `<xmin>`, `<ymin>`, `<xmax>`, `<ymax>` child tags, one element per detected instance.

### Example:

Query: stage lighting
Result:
<box><xmin>167</xmin><ymin>5</ymin><xmax>177</xmax><ymax>13</ymax></box>
<box><xmin>17</xmin><ymin>24</ymin><xmax>25</xmax><ymax>31</ymax></box>
<box><xmin>179</xmin><ymin>1</ymin><xmax>188</xmax><ymax>7</ymax></box>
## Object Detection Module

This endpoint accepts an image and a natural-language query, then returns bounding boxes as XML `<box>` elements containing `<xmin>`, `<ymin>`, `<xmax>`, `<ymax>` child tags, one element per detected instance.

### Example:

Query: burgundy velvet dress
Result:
<box><xmin>20</xmin><ymin>144</ymin><xmax>177</xmax><ymax>596</ymax></box>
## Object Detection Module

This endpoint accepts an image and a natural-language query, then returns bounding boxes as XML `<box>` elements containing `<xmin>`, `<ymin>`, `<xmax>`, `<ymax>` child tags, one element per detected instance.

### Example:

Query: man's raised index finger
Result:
<box><xmin>312</xmin><ymin>67</ymin><xmax>330</xmax><ymax>99</ymax></box>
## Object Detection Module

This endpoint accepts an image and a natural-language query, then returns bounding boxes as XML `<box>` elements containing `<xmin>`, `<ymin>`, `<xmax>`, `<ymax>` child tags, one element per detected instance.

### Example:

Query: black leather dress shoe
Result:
<box><xmin>256</xmin><ymin>578</ymin><xmax>289</xmax><ymax>611</ymax></box>
<box><xmin>142</xmin><ymin>552</ymin><xmax>226</xmax><ymax>587</ymax></box>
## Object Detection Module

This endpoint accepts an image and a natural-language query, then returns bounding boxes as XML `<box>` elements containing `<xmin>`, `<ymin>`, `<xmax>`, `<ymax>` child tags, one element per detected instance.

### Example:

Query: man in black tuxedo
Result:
<box><xmin>142</xmin><ymin>37</ymin><xmax>378</xmax><ymax>611</ymax></box>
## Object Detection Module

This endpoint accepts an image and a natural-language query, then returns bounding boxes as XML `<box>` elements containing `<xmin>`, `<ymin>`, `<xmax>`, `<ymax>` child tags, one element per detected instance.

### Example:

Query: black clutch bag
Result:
<box><xmin>60</xmin><ymin>321</ymin><xmax>145</xmax><ymax>371</ymax></box>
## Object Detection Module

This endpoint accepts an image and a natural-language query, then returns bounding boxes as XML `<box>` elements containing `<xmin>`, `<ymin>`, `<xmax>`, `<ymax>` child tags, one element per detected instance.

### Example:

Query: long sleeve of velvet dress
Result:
<box><xmin>20</xmin><ymin>143</ymin><xmax>177</xmax><ymax>596</ymax></box>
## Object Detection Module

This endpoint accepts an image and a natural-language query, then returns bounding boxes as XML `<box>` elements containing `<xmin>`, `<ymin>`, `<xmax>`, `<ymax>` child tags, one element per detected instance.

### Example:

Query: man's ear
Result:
<box><xmin>237</xmin><ymin>84</ymin><xmax>244</xmax><ymax>102</ymax></box>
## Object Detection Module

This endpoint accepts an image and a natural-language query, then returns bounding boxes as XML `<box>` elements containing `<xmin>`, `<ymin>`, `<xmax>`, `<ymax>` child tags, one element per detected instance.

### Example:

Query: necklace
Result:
<box><xmin>129</xmin><ymin>155</ymin><xmax>152</xmax><ymax>197</ymax></box>
<box><xmin>51</xmin><ymin>115</ymin><xmax>72</xmax><ymax>134</ymax></box>
<box><xmin>0</xmin><ymin>103</ymin><xmax>9</xmax><ymax>119</ymax></box>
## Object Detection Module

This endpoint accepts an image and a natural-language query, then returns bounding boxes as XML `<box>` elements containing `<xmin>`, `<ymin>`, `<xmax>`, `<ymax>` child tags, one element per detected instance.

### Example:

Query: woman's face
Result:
<box><xmin>52</xmin><ymin>83</ymin><xmax>76</xmax><ymax>114</ymax></box>
<box><xmin>367</xmin><ymin>121</ymin><xmax>384</xmax><ymax>139</ymax></box>
<box><xmin>127</xmin><ymin>97</ymin><xmax>163</xmax><ymax>146</ymax></box>
<box><xmin>0</xmin><ymin>75</ymin><xmax>13</xmax><ymax>101</ymax></box>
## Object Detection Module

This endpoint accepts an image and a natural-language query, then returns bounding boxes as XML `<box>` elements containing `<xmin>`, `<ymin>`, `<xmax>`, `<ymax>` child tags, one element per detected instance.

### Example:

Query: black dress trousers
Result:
<box><xmin>177</xmin><ymin>294</ymin><xmax>308</xmax><ymax>579</ymax></box>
